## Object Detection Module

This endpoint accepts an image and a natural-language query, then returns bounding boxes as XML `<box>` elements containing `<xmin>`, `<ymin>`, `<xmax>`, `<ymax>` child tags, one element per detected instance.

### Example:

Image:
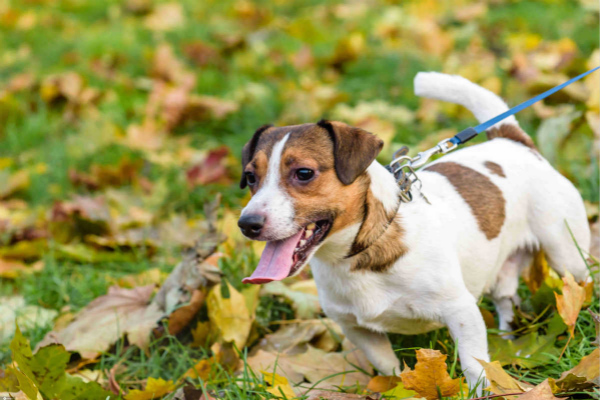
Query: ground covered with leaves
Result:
<box><xmin>0</xmin><ymin>0</ymin><xmax>599</xmax><ymax>399</ymax></box>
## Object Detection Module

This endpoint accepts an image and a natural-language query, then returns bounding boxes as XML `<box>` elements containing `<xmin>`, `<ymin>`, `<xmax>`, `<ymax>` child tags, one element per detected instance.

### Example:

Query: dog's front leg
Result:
<box><xmin>442</xmin><ymin>295</ymin><xmax>489</xmax><ymax>392</ymax></box>
<box><xmin>340</xmin><ymin>324</ymin><xmax>400</xmax><ymax>375</ymax></box>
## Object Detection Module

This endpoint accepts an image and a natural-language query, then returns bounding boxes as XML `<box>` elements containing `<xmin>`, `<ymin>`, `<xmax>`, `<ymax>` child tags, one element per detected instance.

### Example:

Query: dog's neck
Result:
<box><xmin>315</xmin><ymin>161</ymin><xmax>408</xmax><ymax>270</ymax></box>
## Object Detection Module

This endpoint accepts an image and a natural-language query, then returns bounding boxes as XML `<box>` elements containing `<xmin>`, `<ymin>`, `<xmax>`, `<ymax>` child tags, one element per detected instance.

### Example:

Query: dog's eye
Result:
<box><xmin>295</xmin><ymin>168</ymin><xmax>315</xmax><ymax>181</ymax></box>
<box><xmin>245</xmin><ymin>172</ymin><xmax>257</xmax><ymax>185</ymax></box>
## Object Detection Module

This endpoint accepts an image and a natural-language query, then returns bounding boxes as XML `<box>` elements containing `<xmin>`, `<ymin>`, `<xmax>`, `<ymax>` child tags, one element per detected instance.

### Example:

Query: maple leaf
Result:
<box><xmin>400</xmin><ymin>349</ymin><xmax>462</xmax><ymax>400</ymax></box>
<box><xmin>9</xmin><ymin>325</ymin><xmax>112</xmax><ymax>400</ymax></box>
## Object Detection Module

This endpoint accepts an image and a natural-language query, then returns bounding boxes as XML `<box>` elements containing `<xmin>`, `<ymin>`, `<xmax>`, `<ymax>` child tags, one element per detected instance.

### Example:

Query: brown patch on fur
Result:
<box><xmin>425</xmin><ymin>162</ymin><xmax>506</xmax><ymax>240</ymax></box>
<box><xmin>484</xmin><ymin>161</ymin><xmax>506</xmax><ymax>178</ymax></box>
<box><xmin>487</xmin><ymin>124</ymin><xmax>536</xmax><ymax>150</ymax></box>
<box><xmin>348</xmin><ymin>180</ymin><xmax>407</xmax><ymax>272</ymax></box>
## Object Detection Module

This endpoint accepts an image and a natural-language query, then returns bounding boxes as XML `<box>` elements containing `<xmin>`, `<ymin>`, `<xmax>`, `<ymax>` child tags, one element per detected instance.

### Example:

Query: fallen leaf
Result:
<box><xmin>144</xmin><ymin>3</ymin><xmax>184</xmax><ymax>31</ymax></box>
<box><xmin>367</xmin><ymin>375</ymin><xmax>402</xmax><ymax>393</ymax></box>
<box><xmin>0</xmin><ymin>258</ymin><xmax>29</xmax><ymax>279</ymax></box>
<box><xmin>246</xmin><ymin>342</ymin><xmax>372</xmax><ymax>390</ymax></box>
<box><xmin>167</xmin><ymin>289</ymin><xmax>205</xmax><ymax>336</ymax></box>
<box><xmin>556</xmin><ymin>348</ymin><xmax>599</xmax><ymax>391</ymax></box>
<box><xmin>555</xmin><ymin>272</ymin><xmax>586</xmax><ymax>353</ymax></box>
<box><xmin>186</xmin><ymin>147</ymin><xmax>230</xmax><ymax>186</ymax></box>
<box><xmin>125</xmin><ymin>377</ymin><xmax>177</xmax><ymax>400</ymax></box>
<box><xmin>254</xmin><ymin>319</ymin><xmax>343</xmax><ymax>355</ymax></box>
<box><xmin>37</xmin><ymin>285</ymin><xmax>163</xmax><ymax>358</ymax></box>
<box><xmin>0</xmin><ymin>296</ymin><xmax>57</xmax><ymax>343</ymax></box>
<box><xmin>10</xmin><ymin>326</ymin><xmax>112</xmax><ymax>400</ymax></box>
<box><xmin>477</xmin><ymin>359</ymin><xmax>531</xmax><ymax>397</ymax></box>
<box><xmin>262</xmin><ymin>371</ymin><xmax>297</xmax><ymax>399</ymax></box>
<box><xmin>382</xmin><ymin>382</ymin><xmax>420</xmax><ymax>399</ymax></box>
<box><xmin>401</xmin><ymin>349</ymin><xmax>462</xmax><ymax>400</ymax></box>
<box><xmin>260</xmin><ymin>281</ymin><xmax>321</xmax><ymax>319</ymax></box>
<box><xmin>516</xmin><ymin>379</ymin><xmax>564</xmax><ymax>400</ymax></box>
<box><xmin>207</xmin><ymin>282</ymin><xmax>252</xmax><ymax>349</ymax></box>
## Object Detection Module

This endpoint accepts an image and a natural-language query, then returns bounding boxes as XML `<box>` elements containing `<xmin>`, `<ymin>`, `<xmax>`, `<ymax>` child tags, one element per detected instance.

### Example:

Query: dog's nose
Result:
<box><xmin>238</xmin><ymin>214</ymin><xmax>265</xmax><ymax>238</ymax></box>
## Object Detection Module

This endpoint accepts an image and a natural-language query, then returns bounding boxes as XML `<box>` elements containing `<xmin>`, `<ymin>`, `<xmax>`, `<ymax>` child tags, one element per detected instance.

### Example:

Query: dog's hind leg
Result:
<box><xmin>528</xmin><ymin>174</ymin><xmax>591</xmax><ymax>282</ymax></box>
<box><xmin>339</xmin><ymin>324</ymin><xmax>400</xmax><ymax>376</ymax></box>
<box><xmin>490</xmin><ymin>249</ymin><xmax>533</xmax><ymax>334</ymax></box>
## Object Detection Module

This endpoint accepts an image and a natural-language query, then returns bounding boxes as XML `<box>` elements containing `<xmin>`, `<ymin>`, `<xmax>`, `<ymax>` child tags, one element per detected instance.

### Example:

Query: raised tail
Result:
<box><xmin>414</xmin><ymin>72</ymin><xmax>536</xmax><ymax>149</ymax></box>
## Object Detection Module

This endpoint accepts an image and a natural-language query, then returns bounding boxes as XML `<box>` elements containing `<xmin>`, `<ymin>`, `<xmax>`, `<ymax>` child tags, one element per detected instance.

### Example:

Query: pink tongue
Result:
<box><xmin>242</xmin><ymin>230</ymin><xmax>304</xmax><ymax>284</ymax></box>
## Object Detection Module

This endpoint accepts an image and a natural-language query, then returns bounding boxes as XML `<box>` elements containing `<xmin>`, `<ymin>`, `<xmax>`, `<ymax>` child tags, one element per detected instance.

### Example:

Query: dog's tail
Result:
<box><xmin>414</xmin><ymin>72</ymin><xmax>535</xmax><ymax>149</ymax></box>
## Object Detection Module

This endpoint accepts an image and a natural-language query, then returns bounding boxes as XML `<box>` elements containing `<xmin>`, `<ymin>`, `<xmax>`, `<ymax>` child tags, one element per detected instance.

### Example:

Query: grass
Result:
<box><xmin>0</xmin><ymin>0</ymin><xmax>598</xmax><ymax>398</ymax></box>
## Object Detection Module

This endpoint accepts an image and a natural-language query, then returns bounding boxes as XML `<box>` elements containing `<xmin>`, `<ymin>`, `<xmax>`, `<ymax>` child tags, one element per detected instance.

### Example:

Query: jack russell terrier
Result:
<box><xmin>237</xmin><ymin>72</ymin><xmax>590</xmax><ymax>387</ymax></box>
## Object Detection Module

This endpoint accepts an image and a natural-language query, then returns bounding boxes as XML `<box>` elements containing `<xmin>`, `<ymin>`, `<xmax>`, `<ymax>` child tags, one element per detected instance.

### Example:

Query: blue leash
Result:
<box><xmin>389</xmin><ymin>65</ymin><xmax>600</xmax><ymax>202</ymax></box>
<box><xmin>450</xmin><ymin>65</ymin><xmax>600</xmax><ymax>145</ymax></box>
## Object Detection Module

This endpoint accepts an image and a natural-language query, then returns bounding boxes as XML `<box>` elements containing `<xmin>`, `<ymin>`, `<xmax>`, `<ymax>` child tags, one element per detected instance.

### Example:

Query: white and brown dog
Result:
<box><xmin>237</xmin><ymin>72</ymin><xmax>590</xmax><ymax>387</ymax></box>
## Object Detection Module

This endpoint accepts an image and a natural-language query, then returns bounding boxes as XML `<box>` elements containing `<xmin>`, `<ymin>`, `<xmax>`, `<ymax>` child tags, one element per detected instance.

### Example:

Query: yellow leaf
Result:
<box><xmin>125</xmin><ymin>377</ymin><xmax>176</xmax><ymax>400</ymax></box>
<box><xmin>477</xmin><ymin>359</ymin><xmax>530</xmax><ymax>397</ymax></box>
<box><xmin>191</xmin><ymin>320</ymin><xmax>213</xmax><ymax>348</ymax></box>
<box><xmin>207</xmin><ymin>283</ymin><xmax>252</xmax><ymax>349</ymax></box>
<box><xmin>367</xmin><ymin>375</ymin><xmax>403</xmax><ymax>393</ymax></box>
<box><xmin>554</xmin><ymin>272</ymin><xmax>585</xmax><ymax>339</ymax></box>
<box><xmin>382</xmin><ymin>382</ymin><xmax>420</xmax><ymax>399</ymax></box>
<box><xmin>400</xmin><ymin>349</ymin><xmax>462</xmax><ymax>400</ymax></box>
<box><xmin>262</xmin><ymin>372</ymin><xmax>297</xmax><ymax>399</ymax></box>
<box><xmin>182</xmin><ymin>359</ymin><xmax>213</xmax><ymax>381</ymax></box>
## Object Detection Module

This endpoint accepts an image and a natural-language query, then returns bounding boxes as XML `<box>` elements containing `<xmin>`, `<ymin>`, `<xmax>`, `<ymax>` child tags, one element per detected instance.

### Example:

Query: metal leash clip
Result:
<box><xmin>388</xmin><ymin>138</ymin><xmax>458</xmax><ymax>203</ymax></box>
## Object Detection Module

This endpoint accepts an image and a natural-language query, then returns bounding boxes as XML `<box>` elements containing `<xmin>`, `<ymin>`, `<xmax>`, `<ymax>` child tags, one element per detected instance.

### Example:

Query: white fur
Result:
<box><xmin>241</xmin><ymin>133</ymin><xmax>298</xmax><ymax>241</ymax></box>
<box><xmin>366</xmin><ymin>162</ymin><xmax>400</xmax><ymax>213</ymax></box>
<box><xmin>415</xmin><ymin>71</ymin><xmax>519</xmax><ymax>128</ymax></box>
<box><xmin>310</xmin><ymin>73</ymin><xmax>590</xmax><ymax>389</ymax></box>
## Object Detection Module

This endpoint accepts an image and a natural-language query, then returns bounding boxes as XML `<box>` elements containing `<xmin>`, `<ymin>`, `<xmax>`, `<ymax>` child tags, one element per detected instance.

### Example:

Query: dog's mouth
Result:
<box><xmin>242</xmin><ymin>219</ymin><xmax>332</xmax><ymax>284</ymax></box>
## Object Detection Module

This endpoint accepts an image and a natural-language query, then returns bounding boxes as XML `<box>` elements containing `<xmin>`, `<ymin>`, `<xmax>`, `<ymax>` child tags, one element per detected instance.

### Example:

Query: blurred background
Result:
<box><xmin>0</xmin><ymin>0</ymin><xmax>598</xmax><ymax>394</ymax></box>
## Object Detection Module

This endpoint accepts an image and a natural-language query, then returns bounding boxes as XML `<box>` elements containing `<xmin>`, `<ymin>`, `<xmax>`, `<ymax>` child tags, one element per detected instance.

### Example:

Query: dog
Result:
<box><xmin>237</xmin><ymin>72</ymin><xmax>590</xmax><ymax>387</ymax></box>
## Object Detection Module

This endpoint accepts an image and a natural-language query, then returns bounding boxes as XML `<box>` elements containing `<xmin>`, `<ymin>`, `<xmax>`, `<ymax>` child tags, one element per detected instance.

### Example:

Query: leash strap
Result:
<box><xmin>450</xmin><ymin>65</ymin><xmax>600</xmax><ymax>145</ymax></box>
<box><xmin>389</xmin><ymin>65</ymin><xmax>600</xmax><ymax>203</ymax></box>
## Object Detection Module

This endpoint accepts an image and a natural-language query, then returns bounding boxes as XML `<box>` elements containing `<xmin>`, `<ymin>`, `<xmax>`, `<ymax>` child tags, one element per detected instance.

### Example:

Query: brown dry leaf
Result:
<box><xmin>254</xmin><ymin>319</ymin><xmax>342</xmax><ymax>355</ymax></box>
<box><xmin>207</xmin><ymin>283</ymin><xmax>252</xmax><ymax>349</ymax></box>
<box><xmin>477</xmin><ymin>359</ymin><xmax>530</xmax><ymax>397</ymax></box>
<box><xmin>554</xmin><ymin>272</ymin><xmax>586</xmax><ymax>345</ymax></box>
<box><xmin>516</xmin><ymin>379</ymin><xmax>564</xmax><ymax>400</ymax></box>
<box><xmin>186</xmin><ymin>147</ymin><xmax>230</xmax><ymax>186</ymax></box>
<box><xmin>37</xmin><ymin>285</ymin><xmax>163</xmax><ymax>358</ymax></box>
<box><xmin>247</xmin><ymin>343</ymin><xmax>372</xmax><ymax>390</ymax></box>
<box><xmin>401</xmin><ymin>349</ymin><xmax>462</xmax><ymax>400</ymax></box>
<box><xmin>304</xmin><ymin>391</ymin><xmax>378</xmax><ymax>400</ymax></box>
<box><xmin>556</xmin><ymin>348</ymin><xmax>599</xmax><ymax>391</ymax></box>
<box><xmin>367</xmin><ymin>375</ymin><xmax>402</xmax><ymax>393</ymax></box>
<box><xmin>125</xmin><ymin>377</ymin><xmax>177</xmax><ymax>400</ymax></box>
<box><xmin>167</xmin><ymin>289</ymin><xmax>205</xmax><ymax>336</ymax></box>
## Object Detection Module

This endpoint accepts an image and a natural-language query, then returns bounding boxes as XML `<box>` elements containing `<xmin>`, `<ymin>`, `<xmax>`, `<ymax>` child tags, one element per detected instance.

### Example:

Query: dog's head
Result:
<box><xmin>238</xmin><ymin>120</ymin><xmax>384</xmax><ymax>284</ymax></box>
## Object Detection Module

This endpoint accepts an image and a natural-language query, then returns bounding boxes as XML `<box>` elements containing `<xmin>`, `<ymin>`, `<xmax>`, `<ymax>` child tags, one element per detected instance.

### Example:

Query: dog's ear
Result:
<box><xmin>317</xmin><ymin>120</ymin><xmax>384</xmax><ymax>185</ymax></box>
<box><xmin>240</xmin><ymin>124</ymin><xmax>272</xmax><ymax>189</ymax></box>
